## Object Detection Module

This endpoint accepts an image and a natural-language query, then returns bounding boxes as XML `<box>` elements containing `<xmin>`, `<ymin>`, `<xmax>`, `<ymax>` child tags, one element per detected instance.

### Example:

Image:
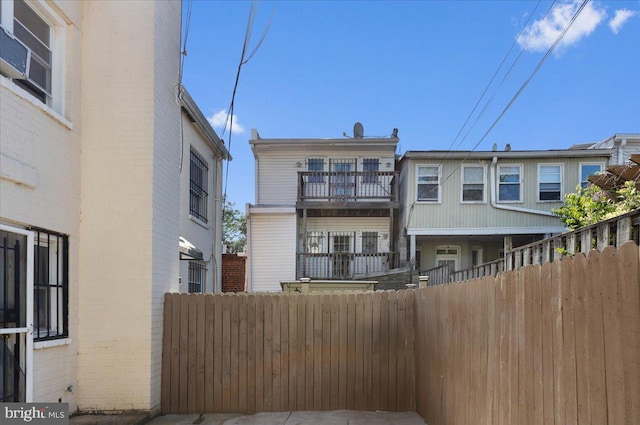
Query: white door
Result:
<box><xmin>0</xmin><ymin>225</ymin><xmax>33</xmax><ymax>402</ymax></box>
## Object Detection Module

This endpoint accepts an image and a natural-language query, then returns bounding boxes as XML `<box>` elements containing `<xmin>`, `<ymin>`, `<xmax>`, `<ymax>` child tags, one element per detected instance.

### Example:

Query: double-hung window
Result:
<box><xmin>0</xmin><ymin>0</ymin><xmax>64</xmax><ymax>109</ymax></box>
<box><xmin>417</xmin><ymin>165</ymin><xmax>440</xmax><ymax>202</ymax></box>
<box><xmin>538</xmin><ymin>164</ymin><xmax>562</xmax><ymax>201</ymax></box>
<box><xmin>190</xmin><ymin>146</ymin><xmax>209</xmax><ymax>223</ymax></box>
<box><xmin>305</xmin><ymin>231</ymin><xmax>324</xmax><ymax>253</ymax></box>
<box><xmin>461</xmin><ymin>165</ymin><xmax>485</xmax><ymax>202</ymax></box>
<box><xmin>362</xmin><ymin>158</ymin><xmax>379</xmax><ymax>184</ymax></box>
<box><xmin>498</xmin><ymin>165</ymin><xmax>522</xmax><ymax>202</ymax></box>
<box><xmin>580</xmin><ymin>163</ymin><xmax>603</xmax><ymax>189</ymax></box>
<box><xmin>33</xmin><ymin>229</ymin><xmax>68</xmax><ymax>341</ymax></box>
<box><xmin>307</xmin><ymin>158</ymin><xmax>325</xmax><ymax>183</ymax></box>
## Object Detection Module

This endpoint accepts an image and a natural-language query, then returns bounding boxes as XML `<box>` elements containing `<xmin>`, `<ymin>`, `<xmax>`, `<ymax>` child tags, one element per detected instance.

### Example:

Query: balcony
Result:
<box><xmin>297</xmin><ymin>252</ymin><xmax>398</xmax><ymax>280</ymax></box>
<box><xmin>297</xmin><ymin>171</ymin><xmax>398</xmax><ymax>206</ymax></box>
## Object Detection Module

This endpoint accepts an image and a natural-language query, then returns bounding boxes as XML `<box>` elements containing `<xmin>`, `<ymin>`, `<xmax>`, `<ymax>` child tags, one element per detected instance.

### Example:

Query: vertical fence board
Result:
<box><xmin>586</xmin><ymin>250</ymin><xmax>607</xmax><ymax>425</ymax></box>
<box><xmin>204</xmin><ymin>295</ymin><xmax>215</xmax><ymax>412</ymax></box>
<box><xmin>187</xmin><ymin>296</ymin><xmax>197</xmax><ymax>413</ymax></box>
<box><xmin>321</xmin><ymin>295</ymin><xmax>331</xmax><ymax>411</ymax></box>
<box><xmin>178</xmin><ymin>295</ymin><xmax>189</xmax><ymax>413</ymax></box>
<box><xmin>329</xmin><ymin>293</ymin><xmax>340</xmax><ymax>410</ymax></box>
<box><xmin>287</xmin><ymin>294</ymin><xmax>298</xmax><ymax>411</ymax></box>
<box><xmin>304</xmin><ymin>294</ymin><xmax>314</xmax><ymax>409</ymax></box>
<box><xmin>270</xmin><ymin>295</ymin><xmax>281</xmax><ymax>411</ymax></box>
<box><xmin>531</xmin><ymin>265</ymin><xmax>544</xmax><ymax>425</ymax></box>
<box><xmin>255</xmin><ymin>295</ymin><xmax>264</xmax><ymax>412</ymax></box>
<box><xmin>560</xmin><ymin>257</ymin><xmax>577</xmax><ymax>425</ymax></box>
<box><xmin>395</xmin><ymin>290</ymin><xmax>407</xmax><ymax>412</ymax></box>
<box><xmin>221</xmin><ymin>294</ymin><xmax>231</xmax><ymax>411</ymax></box>
<box><xmin>346</xmin><ymin>293</ymin><xmax>356</xmax><ymax>410</ymax></box>
<box><xmin>296</xmin><ymin>295</ymin><xmax>306</xmax><ymax>411</ymax></box>
<box><xmin>379</xmin><ymin>291</ymin><xmax>389</xmax><ymax>412</ymax></box>
<box><xmin>212</xmin><ymin>294</ymin><xmax>223</xmax><ymax>411</ymax></box>
<box><xmin>484</xmin><ymin>277</ymin><xmax>496</xmax><ymax>425</ymax></box>
<box><xmin>246</xmin><ymin>294</ymin><xmax>256</xmax><ymax>413</ymax></box>
<box><xmin>405</xmin><ymin>290</ymin><xmax>416</xmax><ymax>412</ymax></box>
<box><xmin>280</xmin><ymin>294</ymin><xmax>290</xmax><ymax>412</ymax></box>
<box><xmin>363</xmin><ymin>291</ymin><xmax>373</xmax><ymax>410</ymax></box>
<box><xmin>238</xmin><ymin>295</ymin><xmax>248</xmax><ymax>412</ymax></box>
<box><xmin>355</xmin><ymin>293</ymin><xmax>365</xmax><ymax>411</ymax></box>
<box><xmin>599</xmin><ymin>246</ymin><xmax>625</xmax><ymax>425</ymax></box>
<box><xmin>388</xmin><ymin>291</ymin><xmax>398</xmax><ymax>412</ymax></box>
<box><xmin>618</xmin><ymin>242</ymin><xmax>640</xmax><ymax>424</ymax></box>
<box><xmin>230</xmin><ymin>294</ymin><xmax>240</xmax><ymax>411</ymax></box>
<box><xmin>551</xmin><ymin>259</ymin><xmax>565</xmax><ymax>425</ymax></box>
<box><xmin>263</xmin><ymin>295</ymin><xmax>273</xmax><ymax>411</ymax></box>
<box><xmin>520</xmin><ymin>266</ymin><xmax>533</xmax><ymax>425</ymax></box>
<box><xmin>196</xmin><ymin>295</ymin><xmax>206</xmax><ymax>412</ymax></box>
<box><xmin>540</xmin><ymin>262</ymin><xmax>554</xmax><ymax>425</ymax></box>
<box><xmin>371</xmin><ymin>291</ymin><xmax>381</xmax><ymax>411</ymax></box>
<box><xmin>573</xmin><ymin>253</ymin><xmax>591</xmax><ymax>425</ymax></box>
<box><xmin>312</xmin><ymin>295</ymin><xmax>322</xmax><ymax>411</ymax></box>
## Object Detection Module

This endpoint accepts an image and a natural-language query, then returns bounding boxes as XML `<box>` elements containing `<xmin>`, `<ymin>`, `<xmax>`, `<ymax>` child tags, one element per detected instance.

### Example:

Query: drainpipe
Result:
<box><xmin>617</xmin><ymin>138</ymin><xmax>627</xmax><ymax>165</ymax></box>
<box><xmin>490</xmin><ymin>156</ymin><xmax>555</xmax><ymax>217</ymax></box>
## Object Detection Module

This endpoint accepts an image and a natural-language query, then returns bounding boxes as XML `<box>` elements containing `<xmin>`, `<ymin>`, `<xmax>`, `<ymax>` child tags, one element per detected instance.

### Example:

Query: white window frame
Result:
<box><xmin>460</xmin><ymin>164</ymin><xmax>486</xmax><ymax>203</ymax></box>
<box><xmin>579</xmin><ymin>162</ymin><xmax>604</xmax><ymax>189</ymax></box>
<box><xmin>497</xmin><ymin>164</ymin><xmax>523</xmax><ymax>203</ymax></box>
<box><xmin>416</xmin><ymin>164</ymin><xmax>441</xmax><ymax>203</ymax></box>
<box><xmin>0</xmin><ymin>0</ymin><xmax>66</xmax><ymax>114</ymax></box>
<box><xmin>537</xmin><ymin>164</ymin><xmax>563</xmax><ymax>202</ymax></box>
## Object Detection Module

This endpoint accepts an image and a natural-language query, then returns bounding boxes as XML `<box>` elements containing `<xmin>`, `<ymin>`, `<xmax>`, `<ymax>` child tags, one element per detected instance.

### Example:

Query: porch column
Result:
<box><xmin>410</xmin><ymin>234</ymin><xmax>416</xmax><ymax>269</ymax></box>
<box><xmin>389</xmin><ymin>208</ymin><xmax>394</xmax><ymax>267</ymax></box>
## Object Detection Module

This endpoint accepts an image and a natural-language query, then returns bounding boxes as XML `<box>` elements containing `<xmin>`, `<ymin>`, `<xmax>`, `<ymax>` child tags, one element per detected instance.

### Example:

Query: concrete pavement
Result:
<box><xmin>71</xmin><ymin>411</ymin><xmax>426</xmax><ymax>425</ymax></box>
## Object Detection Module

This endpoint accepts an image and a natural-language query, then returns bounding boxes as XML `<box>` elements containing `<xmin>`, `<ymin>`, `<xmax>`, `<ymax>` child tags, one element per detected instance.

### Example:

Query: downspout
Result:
<box><xmin>618</xmin><ymin>138</ymin><xmax>627</xmax><ymax>165</ymax></box>
<box><xmin>490</xmin><ymin>156</ymin><xmax>555</xmax><ymax>217</ymax></box>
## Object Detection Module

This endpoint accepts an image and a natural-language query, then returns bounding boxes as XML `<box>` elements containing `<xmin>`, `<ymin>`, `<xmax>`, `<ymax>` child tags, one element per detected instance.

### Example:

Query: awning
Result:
<box><xmin>179</xmin><ymin>236</ymin><xmax>203</xmax><ymax>261</ymax></box>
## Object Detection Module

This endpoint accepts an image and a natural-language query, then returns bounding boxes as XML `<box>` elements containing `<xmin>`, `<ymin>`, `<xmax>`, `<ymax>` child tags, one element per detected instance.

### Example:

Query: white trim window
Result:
<box><xmin>498</xmin><ymin>165</ymin><xmax>522</xmax><ymax>203</ymax></box>
<box><xmin>417</xmin><ymin>165</ymin><xmax>441</xmax><ymax>202</ymax></box>
<box><xmin>538</xmin><ymin>164</ymin><xmax>563</xmax><ymax>202</ymax></box>
<box><xmin>461</xmin><ymin>165</ymin><xmax>486</xmax><ymax>203</ymax></box>
<box><xmin>579</xmin><ymin>162</ymin><xmax>604</xmax><ymax>189</ymax></box>
<box><xmin>0</xmin><ymin>0</ymin><xmax>65</xmax><ymax>111</ymax></box>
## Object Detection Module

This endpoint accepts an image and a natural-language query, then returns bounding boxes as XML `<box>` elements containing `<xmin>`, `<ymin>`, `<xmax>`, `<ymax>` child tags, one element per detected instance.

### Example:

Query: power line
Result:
<box><xmin>434</xmin><ymin>0</ymin><xmax>590</xmax><ymax>193</ymax></box>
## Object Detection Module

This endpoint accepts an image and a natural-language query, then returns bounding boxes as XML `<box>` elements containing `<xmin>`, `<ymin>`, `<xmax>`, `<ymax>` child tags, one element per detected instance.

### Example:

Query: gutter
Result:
<box><xmin>490</xmin><ymin>156</ymin><xmax>555</xmax><ymax>217</ymax></box>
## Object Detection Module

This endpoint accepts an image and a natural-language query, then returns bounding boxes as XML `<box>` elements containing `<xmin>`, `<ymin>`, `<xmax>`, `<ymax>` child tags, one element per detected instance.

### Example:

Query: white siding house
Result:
<box><xmin>246</xmin><ymin>126</ymin><xmax>399</xmax><ymax>292</ymax></box>
<box><xmin>0</xmin><ymin>0</ymin><xmax>227</xmax><ymax>414</ymax></box>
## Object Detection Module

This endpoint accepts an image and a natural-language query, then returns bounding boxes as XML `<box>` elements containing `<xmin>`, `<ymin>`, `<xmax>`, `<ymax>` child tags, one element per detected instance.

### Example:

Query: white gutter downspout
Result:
<box><xmin>618</xmin><ymin>138</ymin><xmax>627</xmax><ymax>165</ymax></box>
<box><xmin>490</xmin><ymin>156</ymin><xmax>555</xmax><ymax>217</ymax></box>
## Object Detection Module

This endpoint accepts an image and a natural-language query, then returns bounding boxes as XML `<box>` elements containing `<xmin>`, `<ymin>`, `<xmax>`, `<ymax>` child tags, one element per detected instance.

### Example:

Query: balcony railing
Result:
<box><xmin>298</xmin><ymin>171</ymin><xmax>397</xmax><ymax>202</ymax></box>
<box><xmin>297</xmin><ymin>252</ymin><xmax>397</xmax><ymax>280</ymax></box>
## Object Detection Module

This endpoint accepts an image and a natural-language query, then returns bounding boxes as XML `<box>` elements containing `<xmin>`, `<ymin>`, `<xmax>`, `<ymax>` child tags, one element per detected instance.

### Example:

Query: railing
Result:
<box><xmin>419</xmin><ymin>265</ymin><xmax>451</xmax><ymax>286</ymax></box>
<box><xmin>505</xmin><ymin>209</ymin><xmax>640</xmax><ymax>270</ymax></box>
<box><xmin>297</xmin><ymin>252</ymin><xmax>397</xmax><ymax>280</ymax></box>
<box><xmin>450</xmin><ymin>258</ymin><xmax>505</xmax><ymax>282</ymax></box>
<box><xmin>298</xmin><ymin>171</ymin><xmax>398</xmax><ymax>202</ymax></box>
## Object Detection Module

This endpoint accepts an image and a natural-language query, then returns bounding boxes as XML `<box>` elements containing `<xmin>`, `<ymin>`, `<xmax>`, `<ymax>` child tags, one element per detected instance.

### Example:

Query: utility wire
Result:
<box><xmin>222</xmin><ymin>0</ymin><xmax>276</xmax><ymax>203</ymax></box>
<box><xmin>434</xmin><ymin>0</ymin><xmax>590</xmax><ymax>193</ymax></box>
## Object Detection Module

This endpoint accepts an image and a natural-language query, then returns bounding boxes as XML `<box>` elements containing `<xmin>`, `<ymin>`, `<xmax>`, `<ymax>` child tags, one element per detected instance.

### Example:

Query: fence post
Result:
<box><xmin>300</xmin><ymin>277</ymin><xmax>310</xmax><ymax>295</ymax></box>
<box><xmin>504</xmin><ymin>236</ymin><xmax>513</xmax><ymax>271</ymax></box>
<box><xmin>418</xmin><ymin>276</ymin><xmax>429</xmax><ymax>288</ymax></box>
<box><xmin>617</xmin><ymin>216</ymin><xmax>632</xmax><ymax>246</ymax></box>
<box><xmin>597</xmin><ymin>223</ymin><xmax>610</xmax><ymax>251</ymax></box>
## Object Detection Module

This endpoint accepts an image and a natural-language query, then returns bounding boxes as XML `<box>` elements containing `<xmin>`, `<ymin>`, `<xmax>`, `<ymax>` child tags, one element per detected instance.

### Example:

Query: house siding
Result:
<box><xmin>247</xmin><ymin>210</ymin><xmax>297</xmax><ymax>292</ymax></box>
<box><xmin>402</xmin><ymin>156</ymin><xmax>610</xmax><ymax>232</ymax></box>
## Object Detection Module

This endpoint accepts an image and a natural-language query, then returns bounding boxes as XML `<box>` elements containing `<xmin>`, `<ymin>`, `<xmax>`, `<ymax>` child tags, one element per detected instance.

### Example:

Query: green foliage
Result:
<box><xmin>223</xmin><ymin>197</ymin><xmax>246</xmax><ymax>253</ymax></box>
<box><xmin>552</xmin><ymin>181</ymin><xmax>640</xmax><ymax>230</ymax></box>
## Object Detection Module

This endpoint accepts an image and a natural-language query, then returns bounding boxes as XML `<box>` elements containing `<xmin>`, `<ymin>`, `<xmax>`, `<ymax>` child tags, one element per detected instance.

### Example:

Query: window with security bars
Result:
<box><xmin>307</xmin><ymin>158</ymin><xmax>325</xmax><ymax>183</ymax></box>
<box><xmin>362</xmin><ymin>232</ymin><xmax>378</xmax><ymax>254</ymax></box>
<box><xmin>188</xmin><ymin>261</ymin><xmax>206</xmax><ymax>293</ymax></box>
<box><xmin>190</xmin><ymin>147</ymin><xmax>209</xmax><ymax>223</ymax></box>
<box><xmin>34</xmin><ymin>229</ymin><xmax>68</xmax><ymax>341</ymax></box>
<box><xmin>362</xmin><ymin>159</ymin><xmax>379</xmax><ymax>183</ymax></box>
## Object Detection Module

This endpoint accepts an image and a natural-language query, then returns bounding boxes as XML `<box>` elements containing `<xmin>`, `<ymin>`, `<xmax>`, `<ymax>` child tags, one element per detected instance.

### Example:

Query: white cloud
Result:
<box><xmin>517</xmin><ymin>1</ymin><xmax>606</xmax><ymax>52</ymax></box>
<box><xmin>207</xmin><ymin>109</ymin><xmax>246</xmax><ymax>135</ymax></box>
<box><xmin>609</xmin><ymin>9</ymin><xmax>636</xmax><ymax>34</ymax></box>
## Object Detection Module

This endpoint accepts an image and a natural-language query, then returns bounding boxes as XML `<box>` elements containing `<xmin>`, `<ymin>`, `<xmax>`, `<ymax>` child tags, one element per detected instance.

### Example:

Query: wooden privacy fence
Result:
<box><xmin>415</xmin><ymin>241</ymin><xmax>640</xmax><ymax>425</ymax></box>
<box><xmin>161</xmin><ymin>290</ymin><xmax>416</xmax><ymax>414</ymax></box>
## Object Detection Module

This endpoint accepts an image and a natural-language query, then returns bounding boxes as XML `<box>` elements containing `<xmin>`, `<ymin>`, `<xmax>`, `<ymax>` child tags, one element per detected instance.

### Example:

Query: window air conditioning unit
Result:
<box><xmin>0</xmin><ymin>26</ymin><xmax>29</xmax><ymax>79</ymax></box>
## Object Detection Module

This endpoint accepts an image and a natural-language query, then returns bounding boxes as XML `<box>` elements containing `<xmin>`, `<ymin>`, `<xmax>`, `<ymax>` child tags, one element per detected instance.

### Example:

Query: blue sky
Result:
<box><xmin>180</xmin><ymin>0</ymin><xmax>640</xmax><ymax>208</ymax></box>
